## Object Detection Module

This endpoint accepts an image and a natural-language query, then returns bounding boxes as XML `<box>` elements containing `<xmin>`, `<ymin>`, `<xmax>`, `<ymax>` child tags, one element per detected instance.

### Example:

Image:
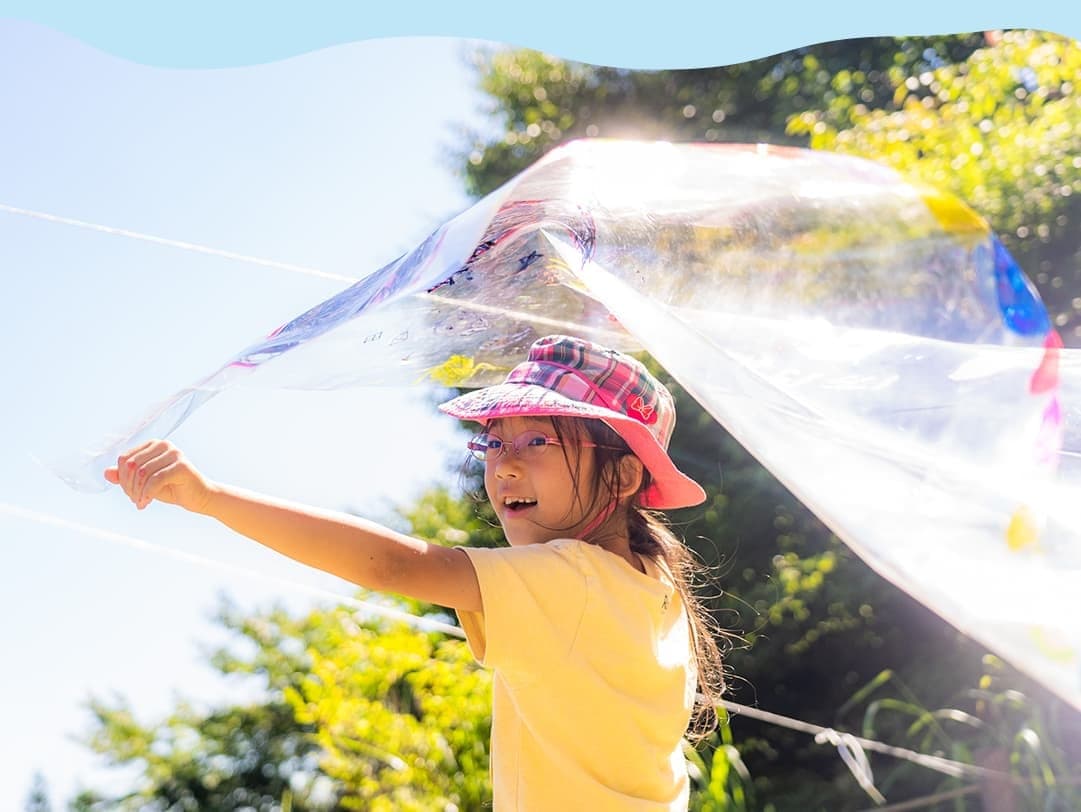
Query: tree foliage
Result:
<box><xmin>790</xmin><ymin>30</ymin><xmax>1081</xmax><ymax>342</ymax></box>
<box><xmin>73</xmin><ymin>600</ymin><xmax>338</xmax><ymax>811</ymax></box>
<box><xmin>458</xmin><ymin>35</ymin><xmax>985</xmax><ymax>198</ymax></box>
<box><xmin>286</xmin><ymin>620</ymin><xmax>491</xmax><ymax>811</ymax></box>
<box><xmin>73</xmin><ymin>598</ymin><xmax>490</xmax><ymax>811</ymax></box>
<box><xmin>24</xmin><ymin>773</ymin><xmax>53</xmax><ymax>812</ymax></box>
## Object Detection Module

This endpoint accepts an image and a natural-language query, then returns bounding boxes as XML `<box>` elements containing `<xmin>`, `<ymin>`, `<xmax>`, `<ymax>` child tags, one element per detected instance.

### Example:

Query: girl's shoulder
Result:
<box><xmin>471</xmin><ymin>539</ymin><xmax>604</xmax><ymax>579</ymax></box>
<box><xmin>472</xmin><ymin>539</ymin><xmax>666</xmax><ymax>589</ymax></box>
<box><xmin>556</xmin><ymin>539</ymin><xmax>671</xmax><ymax>588</ymax></box>
<box><xmin>463</xmin><ymin>538</ymin><xmax>587</xmax><ymax>577</ymax></box>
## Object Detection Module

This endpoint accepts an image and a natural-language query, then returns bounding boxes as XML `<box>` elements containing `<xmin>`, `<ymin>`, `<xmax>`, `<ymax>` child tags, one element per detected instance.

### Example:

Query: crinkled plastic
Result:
<box><xmin>56</xmin><ymin>139</ymin><xmax>1079</xmax><ymax>709</ymax></box>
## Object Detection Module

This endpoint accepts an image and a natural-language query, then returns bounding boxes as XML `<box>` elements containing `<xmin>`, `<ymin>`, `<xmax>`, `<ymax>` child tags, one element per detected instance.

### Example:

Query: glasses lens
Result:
<box><xmin>516</xmin><ymin>431</ymin><xmax>551</xmax><ymax>460</ymax></box>
<box><xmin>467</xmin><ymin>433</ymin><xmax>502</xmax><ymax>461</ymax></box>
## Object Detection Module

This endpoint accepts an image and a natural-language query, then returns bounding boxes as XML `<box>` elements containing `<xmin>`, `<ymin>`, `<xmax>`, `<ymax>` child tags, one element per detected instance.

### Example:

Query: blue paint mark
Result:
<box><xmin>517</xmin><ymin>250</ymin><xmax>543</xmax><ymax>271</ymax></box>
<box><xmin>992</xmin><ymin>236</ymin><xmax>1050</xmax><ymax>336</ymax></box>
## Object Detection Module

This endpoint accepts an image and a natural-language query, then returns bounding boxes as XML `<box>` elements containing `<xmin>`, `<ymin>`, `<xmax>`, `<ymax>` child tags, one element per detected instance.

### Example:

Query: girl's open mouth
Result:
<box><xmin>503</xmin><ymin>497</ymin><xmax>537</xmax><ymax>514</ymax></box>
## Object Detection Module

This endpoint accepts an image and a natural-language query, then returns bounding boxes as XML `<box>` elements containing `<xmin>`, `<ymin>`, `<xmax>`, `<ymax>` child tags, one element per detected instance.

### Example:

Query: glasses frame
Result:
<box><xmin>467</xmin><ymin>430</ymin><xmax>608</xmax><ymax>463</ymax></box>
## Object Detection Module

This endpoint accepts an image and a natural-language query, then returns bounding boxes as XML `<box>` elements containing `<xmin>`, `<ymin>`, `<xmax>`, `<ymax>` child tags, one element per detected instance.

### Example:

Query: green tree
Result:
<box><xmin>73</xmin><ymin>592</ymin><xmax>492</xmax><ymax>812</ymax></box>
<box><xmin>75</xmin><ymin>599</ymin><xmax>341</xmax><ymax>811</ymax></box>
<box><xmin>286</xmin><ymin>621</ymin><xmax>491</xmax><ymax>811</ymax></box>
<box><xmin>790</xmin><ymin>29</ymin><xmax>1081</xmax><ymax>343</ymax></box>
<box><xmin>458</xmin><ymin>35</ymin><xmax>985</xmax><ymax>198</ymax></box>
<box><xmin>24</xmin><ymin>772</ymin><xmax>52</xmax><ymax>812</ymax></box>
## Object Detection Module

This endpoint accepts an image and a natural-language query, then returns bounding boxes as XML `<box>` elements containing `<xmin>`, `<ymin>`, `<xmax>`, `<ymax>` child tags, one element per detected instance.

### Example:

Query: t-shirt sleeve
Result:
<box><xmin>456</xmin><ymin>540</ymin><xmax>589</xmax><ymax>674</ymax></box>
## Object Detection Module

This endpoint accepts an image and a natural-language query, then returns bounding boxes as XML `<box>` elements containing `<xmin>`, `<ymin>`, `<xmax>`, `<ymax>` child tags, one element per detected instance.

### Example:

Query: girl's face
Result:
<box><xmin>482</xmin><ymin>416</ymin><xmax>600</xmax><ymax>547</ymax></box>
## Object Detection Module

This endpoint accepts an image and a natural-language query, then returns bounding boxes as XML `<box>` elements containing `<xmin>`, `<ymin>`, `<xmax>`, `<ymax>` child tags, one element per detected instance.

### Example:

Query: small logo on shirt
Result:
<box><xmin>661</xmin><ymin>593</ymin><xmax>670</xmax><ymax>610</ymax></box>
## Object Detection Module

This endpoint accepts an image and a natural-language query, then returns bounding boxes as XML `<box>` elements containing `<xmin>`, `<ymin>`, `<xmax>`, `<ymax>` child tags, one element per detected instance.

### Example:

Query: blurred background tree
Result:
<box><xmin>72</xmin><ymin>600</ymin><xmax>342</xmax><ymax>811</ymax></box>
<box><xmin>24</xmin><ymin>773</ymin><xmax>53</xmax><ymax>812</ymax></box>
<box><xmin>457</xmin><ymin>35</ymin><xmax>986</xmax><ymax>197</ymax></box>
<box><xmin>74</xmin><ymin>515</ymin><xmax>497</xmax><ymax>811</ymax></box>
<box><xmin>789</xmin><ymin>30</ymin><xmax>1081</xmax><ymax>343</ymax></box>
<box><xmin>71</xmin><ymin>32</ymin><xmax>1081</xmax><ymax>811</ymax></box>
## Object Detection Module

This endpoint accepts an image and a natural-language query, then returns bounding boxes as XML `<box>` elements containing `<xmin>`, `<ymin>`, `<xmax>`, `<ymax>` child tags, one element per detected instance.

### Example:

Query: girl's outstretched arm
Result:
<box><xmin>104</xmin><ymin>440</ymin><xmax>482</xmax><ymax>612</ymax></box>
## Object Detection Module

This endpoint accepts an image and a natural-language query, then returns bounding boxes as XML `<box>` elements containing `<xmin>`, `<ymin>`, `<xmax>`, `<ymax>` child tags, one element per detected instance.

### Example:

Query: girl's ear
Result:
<box><xmin>615</xmin><ymin>455</ymin><xmax>645</xmax><ymax>500</ymax></box>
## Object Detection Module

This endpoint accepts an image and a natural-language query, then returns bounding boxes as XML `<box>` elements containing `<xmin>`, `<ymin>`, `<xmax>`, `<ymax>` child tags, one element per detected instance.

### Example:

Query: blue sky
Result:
<box><xmin>0</xmin><ymin>21</ymin><xmax>498</xmax><ymax>807</ymax></box>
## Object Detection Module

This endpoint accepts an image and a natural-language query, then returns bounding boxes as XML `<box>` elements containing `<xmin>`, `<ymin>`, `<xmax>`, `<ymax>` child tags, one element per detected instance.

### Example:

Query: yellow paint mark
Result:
<box><xmin>425</xmin><ymin>355</ymin><xmax>506</xmax><ymax>387</ymax></box>
<box><xmin>918</xmin><ymin>186</ymin><xmax>988</xmax><ymax>236</ymax></box>
<box><xmin>1005</xmin><ymin>505</ymin><xmax>1041</xmax><ymax>551</ymax></box>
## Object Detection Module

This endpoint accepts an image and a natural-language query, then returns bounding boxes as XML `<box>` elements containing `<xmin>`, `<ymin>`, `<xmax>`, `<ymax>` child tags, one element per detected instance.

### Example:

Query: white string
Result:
<box><xmin>1</xmin><ymin>201</ymin><xmax>632</xmax><ymax>345</ymax></box>
<box><xmin>815</xmin><ymin>727</ymin><xmax>887</xmax><ymax>805</ymax></box>
<box><xmin>0</xmin><ymin>501</ymin><xmax>465</xmax><ymax>638</ymax></box>
<box><xmin>0</xmin><ymin>203</ymin><xmax>356</xmax><ymax>284</ymax></box>
<box><xmin>719</xmin><ymin>698</ymin><xmax>1016</xmax><ymax>785</ymax></box>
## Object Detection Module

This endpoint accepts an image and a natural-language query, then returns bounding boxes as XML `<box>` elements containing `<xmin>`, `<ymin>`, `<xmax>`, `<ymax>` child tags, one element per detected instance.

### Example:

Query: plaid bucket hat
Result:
<box><xmin>438</xmin><ymin>335</ymin><xmax>706</xmax><ymax>509</ymax></box>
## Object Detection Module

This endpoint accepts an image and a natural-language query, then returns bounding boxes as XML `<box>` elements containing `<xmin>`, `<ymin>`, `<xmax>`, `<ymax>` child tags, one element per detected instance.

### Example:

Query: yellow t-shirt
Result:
<box><xmin>457</xmin><ymin>538</ymin><xmax>695</xmax><ymax>811</ymax></box>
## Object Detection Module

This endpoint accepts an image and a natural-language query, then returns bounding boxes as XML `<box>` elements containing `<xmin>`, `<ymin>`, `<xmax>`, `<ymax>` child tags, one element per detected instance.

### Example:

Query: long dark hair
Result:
<box><xmin>546</xmin><ymin>415</ymin><xmax>729</xmax><ymax>741</ymax></box>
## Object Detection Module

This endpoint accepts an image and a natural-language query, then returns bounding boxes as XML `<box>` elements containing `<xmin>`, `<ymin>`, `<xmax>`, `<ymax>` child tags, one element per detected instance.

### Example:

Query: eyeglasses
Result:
<box><xmin>467</xmin><ymin>430</ymin><xmax>608</xmax><ymax>463</ymax></box>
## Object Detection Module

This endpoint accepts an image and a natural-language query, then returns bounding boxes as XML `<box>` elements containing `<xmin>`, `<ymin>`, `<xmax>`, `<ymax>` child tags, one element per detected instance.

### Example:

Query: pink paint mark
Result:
<box><xmin>1035</xmin><ymin>395</ymin><xmax>1063</xmax><ymax>467</ymax></box>
<box><xmin>1028</xmin><ymin>330</ymin><xmax>1063</xmax><ymax>394</ymax></box>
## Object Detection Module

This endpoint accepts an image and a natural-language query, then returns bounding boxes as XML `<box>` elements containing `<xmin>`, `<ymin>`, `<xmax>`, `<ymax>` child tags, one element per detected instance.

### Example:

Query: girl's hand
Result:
<box><xmin>104</xmin><ymin>440</ymin><xmax>213</xmax><ymax>513</ymax></box>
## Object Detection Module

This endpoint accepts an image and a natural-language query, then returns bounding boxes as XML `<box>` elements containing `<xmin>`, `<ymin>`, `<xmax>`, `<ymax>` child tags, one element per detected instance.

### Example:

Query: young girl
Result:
<box><xmin>106</xmin><ymin>334</ymin><xmax>726</xmax><ymax>810</ymax></box>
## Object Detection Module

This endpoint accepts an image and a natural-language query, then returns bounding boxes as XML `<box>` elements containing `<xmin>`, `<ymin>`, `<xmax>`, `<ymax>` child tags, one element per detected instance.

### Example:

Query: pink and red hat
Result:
<box><xmin>438</xmin><ymin>335</ymin><xmax>706</xmax><ymax>509</ymax></box>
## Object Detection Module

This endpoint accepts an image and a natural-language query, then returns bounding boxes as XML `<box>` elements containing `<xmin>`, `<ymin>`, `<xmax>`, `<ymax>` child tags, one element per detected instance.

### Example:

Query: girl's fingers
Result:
<box><xmin>111</xmin><ymin>439</ymin><xmax>202</xmax><ymax>511</ymax></box>
<box><xmin>115</xmin><ymin>440</ymin><xmax>175</xmax><ymax>503</ymax></box>
<box><xmin>120</xmin><ymin>447</ymin><xmax>157</xmax><ymax>498</ymax></box>
<box><xmin>140</xmin><ymin>461</ymin><xmax>183</xmax><ymax>509</ymax></box>
<box><xmin>133</xmin><ymin>446</ymin><xmax>180</xmax><ymax>505</ymax></box>
<box><xmin>116</xmin><ymin>440</ymin><xmax>157</xmax><ymax>495</ymax></box>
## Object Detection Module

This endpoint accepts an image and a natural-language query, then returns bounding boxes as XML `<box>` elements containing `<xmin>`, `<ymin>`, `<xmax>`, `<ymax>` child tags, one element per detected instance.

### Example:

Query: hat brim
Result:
<box><xmin>439</xmin><ymin>383</ymin><xmax>706</xmax><ymax>510</ymax></box>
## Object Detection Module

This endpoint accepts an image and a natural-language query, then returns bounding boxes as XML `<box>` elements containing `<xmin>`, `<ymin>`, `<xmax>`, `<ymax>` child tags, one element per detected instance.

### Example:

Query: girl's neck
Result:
<box><xmin>584</xmin><ymin>523</ymin><xmax>646</xmax><ymax>574</ymax></box>
<box><xmin>579</xmin><ymin>498</ymin><xmax>646</xmax><ymax>574</ymax></box>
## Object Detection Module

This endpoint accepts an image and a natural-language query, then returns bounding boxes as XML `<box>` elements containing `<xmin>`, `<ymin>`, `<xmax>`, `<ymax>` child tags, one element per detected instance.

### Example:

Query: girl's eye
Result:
<box><xmin>525</xmin><ymin>435</ymin><xmax>548</xmax><ymax>447</ymax></box>
<box><xmin>486</xmin><ymin>439</ymin><xmax>504</xmax><ymax>450</ymax></box>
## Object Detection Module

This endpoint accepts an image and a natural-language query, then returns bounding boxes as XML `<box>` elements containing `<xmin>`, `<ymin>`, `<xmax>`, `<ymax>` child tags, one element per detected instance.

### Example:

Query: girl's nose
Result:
<box><xmin>492</xmin><ymin>453</ymin><xmax>524</xmax><ymax>479</ymax></box>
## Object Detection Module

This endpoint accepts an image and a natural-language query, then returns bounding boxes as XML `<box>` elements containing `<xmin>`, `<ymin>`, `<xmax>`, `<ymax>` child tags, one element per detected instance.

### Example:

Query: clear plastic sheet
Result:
<box><xmin>55</xmin><ymin>140</ymin><xmax>1079</xmax><ymax>709</ymax></box>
